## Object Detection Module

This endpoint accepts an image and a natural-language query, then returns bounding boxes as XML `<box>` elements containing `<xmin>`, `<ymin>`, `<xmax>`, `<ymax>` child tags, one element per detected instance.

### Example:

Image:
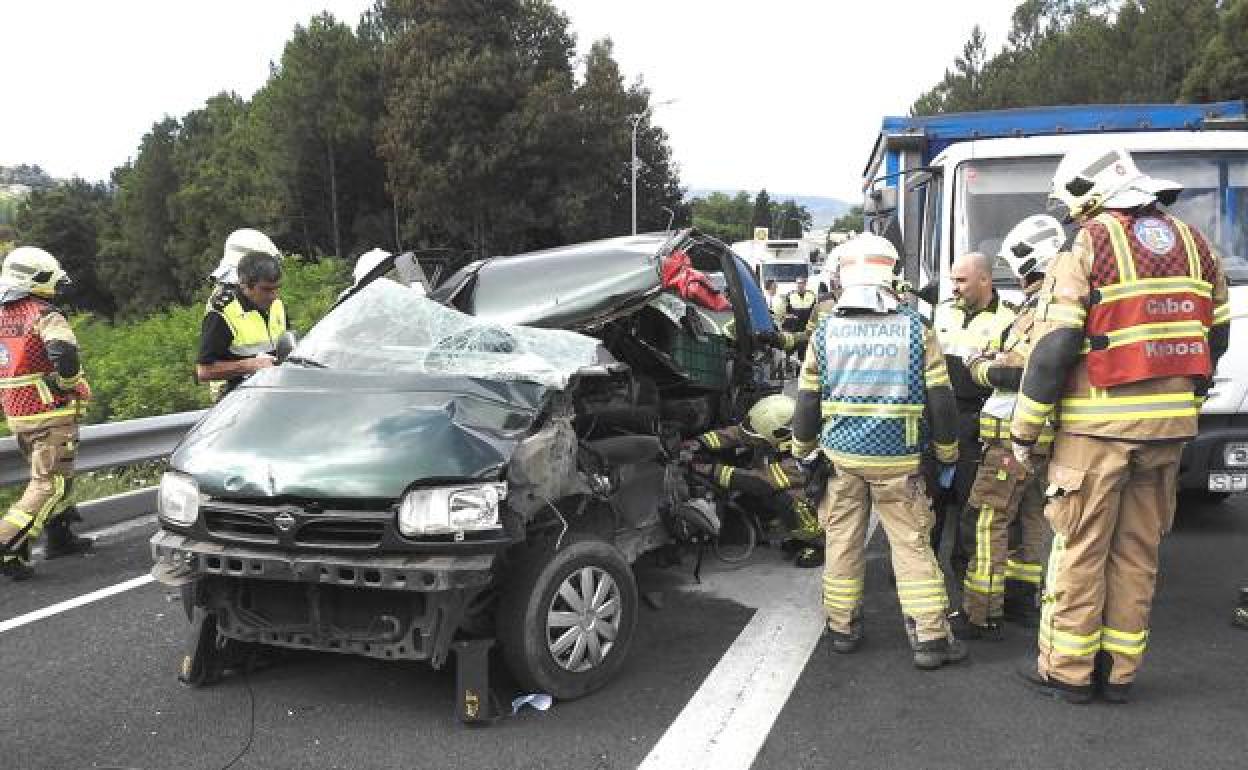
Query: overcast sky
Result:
<box><xmin>5</xmin><ymin>1</ymin><xmax>1014</xmax><ymax>202</ymax></box>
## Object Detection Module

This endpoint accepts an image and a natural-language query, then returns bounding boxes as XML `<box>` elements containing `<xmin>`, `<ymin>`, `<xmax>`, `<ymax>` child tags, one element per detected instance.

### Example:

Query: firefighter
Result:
<box><xmin>196</xmin><ymin>245</ymin><xmax>287</xmax><ymax>401</ymax></box>
<box><xmin>685</xmin><ymin>394</ymin><xmax>823</xmax><ymax>568</ymax></box>
<box><xmin>0</xmin><ymin>247</ymin><xmax>94</xmax><ymax>580</ymax></box>
<box><xmin>932</xmin><ymin>251</ymin><xmax>1016</xmax><ymax>582</ymax></box>
<box><xmin>947</xmin><ymin>215</ymin><xmax>1064</xmax><ymax>639</ymax></box>
<box><xmin>1013</xmin><ymin>147</ymin><xmax>1230</xmax><ymax>704</ymax></box>
<box><xmin>792</xmin><ymin>234</ymin><xmax>966</xmax><ymax>669</ymax></box>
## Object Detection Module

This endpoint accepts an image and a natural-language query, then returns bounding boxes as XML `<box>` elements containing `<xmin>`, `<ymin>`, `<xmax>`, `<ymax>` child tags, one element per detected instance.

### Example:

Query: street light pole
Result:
<box><xmin>629</xmin><ymin>98</ymin><xmax>676</xmax><ymax>235</ymax></box>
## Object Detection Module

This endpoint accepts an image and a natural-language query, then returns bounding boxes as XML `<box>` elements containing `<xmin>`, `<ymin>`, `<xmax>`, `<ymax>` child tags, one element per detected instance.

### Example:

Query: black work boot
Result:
<box><xmin>826</xmin><ymin>613</ymin><xmax>864</xmax><ymax>654</ymax></box>
<box><xmin>947</xmin><ymin>609</ymin><xmax>1004</xmax><ymax>641</ymax></box>
<box><xmin>913</xmin><ymin>635</ymin><xmax>969</xmax><ymax>670</ymax></box>
<box><xmin>1003</xmin><ymin>580</ymin><xmax>1041</xmax><ymax>627</ymax></box>
<box><xmin>44</xmin><ymin>508</ymin><xmax>94</xmax><ymax>559</ymax></box>
<box><xmin>2</xmin><ymin>542</ymin><xmax>34</xmax><ymax>581</ymax></box>
<box><xmin>1093</xmin><ymin>650</ymin><xmax>1132</xmax><ymax>704</ymax></box>
<box><xmin>1018</xmin><ymin>665</ymin><xmax>1093</xmax><ymax>704</ymax></box>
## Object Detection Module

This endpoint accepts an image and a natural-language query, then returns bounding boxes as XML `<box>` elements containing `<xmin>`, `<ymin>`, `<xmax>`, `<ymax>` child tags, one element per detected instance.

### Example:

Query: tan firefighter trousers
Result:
<box><xmin>821</xmin><ymin>467</ymin><xmax>950</xmax><ymax>644</ymax></box>
<box><xmin>961</xmin><ymin>441</ymin><xmax>1049</xmax><ymax>624</ymax></box>
<box><xmin>1038</xmin><ymin>432</ymin><xmax>1182</xmax><ymax>686</ymax></box>
<box><xmin>0</xmin><ymin>423</ymin><xmax>77</xmax><ymax>551</ymax></box>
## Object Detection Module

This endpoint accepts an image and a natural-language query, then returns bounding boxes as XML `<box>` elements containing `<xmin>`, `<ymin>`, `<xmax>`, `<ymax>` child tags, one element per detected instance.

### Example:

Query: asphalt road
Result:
<box><xmin>1</xmin><ymin>493</ymin><xmax>1245</xmax><ymax>770</ymax></box>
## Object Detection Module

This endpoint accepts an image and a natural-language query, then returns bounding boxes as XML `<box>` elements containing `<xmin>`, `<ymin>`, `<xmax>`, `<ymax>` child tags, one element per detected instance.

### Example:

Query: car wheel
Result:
<box><xmin>498</xmin><ymin>534</ymin><xmax>638</xmax><ymax>700</ymax></box>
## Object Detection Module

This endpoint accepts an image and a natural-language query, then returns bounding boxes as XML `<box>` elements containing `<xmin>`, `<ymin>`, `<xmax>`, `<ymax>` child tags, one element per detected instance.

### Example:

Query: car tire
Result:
<box><xmin>498</xmin><ymin>534</ymin><xmax>638</xmax><ymax>701</ymax></box>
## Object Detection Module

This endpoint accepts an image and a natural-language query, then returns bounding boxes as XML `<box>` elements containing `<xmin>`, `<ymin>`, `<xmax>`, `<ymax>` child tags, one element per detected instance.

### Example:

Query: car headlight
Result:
<box><xmin>397</xmin><ymin>482</ymin><xmax>506</xmax><ymax>537</ymax></box>
<box><xmin>159</xmin><ymin>472</ymin><xmax>200</xmax><ymax>526</ymax></box>
<box><xmin>1225</xmin><ymin>442</ymin><xmax>1248</xmax><ymax>468</ymax></box>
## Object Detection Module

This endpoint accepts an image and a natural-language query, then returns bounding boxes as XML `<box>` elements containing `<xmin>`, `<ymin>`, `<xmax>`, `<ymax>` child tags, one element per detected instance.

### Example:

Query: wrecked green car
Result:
<box><xmin>151</xmin><ymin>229</ymin><xmax>779</xmax><ymax>705</ymax></box>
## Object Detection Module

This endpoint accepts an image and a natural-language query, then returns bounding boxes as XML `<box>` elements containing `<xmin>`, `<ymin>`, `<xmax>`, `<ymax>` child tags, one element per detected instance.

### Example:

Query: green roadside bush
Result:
<box><xmin>80</xmin><ymin>256</ymin><xmax>350</xmax><ymax>423</ymax></box>
<box><xmin>17</xmin><ymin>257</ymin><xmax>351</xmax><ymax>428</ymax></box>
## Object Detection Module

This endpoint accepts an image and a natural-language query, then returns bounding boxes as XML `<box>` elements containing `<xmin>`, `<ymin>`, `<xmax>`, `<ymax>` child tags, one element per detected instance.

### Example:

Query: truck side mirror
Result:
<box><xmin>863</xmin><ymin>187</ymin><xmax>898</xmax><ymax>216</ymax></box>
<box><xmin>914</xmin><ymin>281</ymin><xmax>939</xmax><ymax>306</ymax></box>
<box><xmin>274</xmin><ymin>331</ymin><xmax>298</xmax><ymax>363</ymax></box>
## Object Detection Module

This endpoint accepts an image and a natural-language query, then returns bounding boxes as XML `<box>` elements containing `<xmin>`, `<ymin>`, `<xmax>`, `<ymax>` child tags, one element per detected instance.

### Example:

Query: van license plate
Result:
<box><xmin>1208</xmin><ymin>472</ymin><xmax>1248</xmax><ymax>492</ymax></box>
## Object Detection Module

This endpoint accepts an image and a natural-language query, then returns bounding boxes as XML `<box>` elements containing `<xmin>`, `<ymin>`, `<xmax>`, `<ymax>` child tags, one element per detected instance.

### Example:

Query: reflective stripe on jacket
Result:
<box><xmin>1082</xmin><ymin>211</ymin><xmax>1213</xmax><ymax>387</ymax></box>
<box><xmin>216</xmin><ymin>296</ymin><xmax>286</xmax><ymax>358</ymax></box>
<box><xmin>0</xmin><ymin>297</ymin><xmax>77</xmax><ymax>425</ymax></box>
<box><xmin>934</xmin><ymin>295</ymin><xmax>1015</xmax><ymax>360</ymax></box>
<box><xmin>809</xmin><ymin>304</ymin><xmax>929</xmax><ymax>472</ymax></box>
<box><xmin>1010</xmin><ymin>210</ymin><xmax>1229</xmax><ymax>443</ymax></box>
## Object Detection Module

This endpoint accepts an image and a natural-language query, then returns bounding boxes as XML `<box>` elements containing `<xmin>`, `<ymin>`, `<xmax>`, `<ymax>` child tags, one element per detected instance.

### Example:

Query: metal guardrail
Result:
<box><xmin>0</xmin><ymin>410</ymin><xmax>206</xmax><ymax>486</ymax></box>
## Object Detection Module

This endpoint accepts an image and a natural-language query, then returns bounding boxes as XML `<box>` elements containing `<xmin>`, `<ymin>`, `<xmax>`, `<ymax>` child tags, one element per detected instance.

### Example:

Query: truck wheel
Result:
<box><xmin>498</xmin><ymin>535</ymin><xmax>638</xmax><ymax>700</ymax></box>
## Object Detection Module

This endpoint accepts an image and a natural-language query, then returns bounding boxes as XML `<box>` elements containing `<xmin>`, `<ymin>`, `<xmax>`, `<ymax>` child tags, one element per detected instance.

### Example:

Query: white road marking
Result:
<box><xmin>640</xmin><ymin>514</ymin><xmax>881</xmax><ymax>770</ymax></box>
<box><xmin>639</xmin><ymin>572</ymin><xmax>824</xmax><ymax>770</ymax></box>
<box><xmin>0</xmin><ymin>574</ymin><xmax>155</xmax><ymax>635</ymax></box>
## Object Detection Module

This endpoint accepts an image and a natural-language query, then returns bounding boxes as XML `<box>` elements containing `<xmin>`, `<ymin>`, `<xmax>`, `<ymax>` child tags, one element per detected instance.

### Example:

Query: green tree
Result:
<box><xmin>831</xmin><ymin>205</ymin><xmax>864</xmax><ymax>233</ymax></box>
<box><xmin>554</xmin><ymin>39</ymin><xmax>684</xmax><ymax>241</ymax></box>
<box><xmin>772</xmin><ymin>200</ymin><xmax>811</xmax><ymax>238</ymax></box>
<box><xmin>260</xmin><ymin>13</ymin><xmax>389</xmax><ymax>258</ymax></box>
<box><xmin>166</xmin><ymin>93</ymin><xmax>286</xmax><ymax>300</ymax></box>
<box><xmin>13</xmin><ymin>180</ymin><xmax>116</xmax><ymax>315</ymax></box>
<box><xmin>690</xmin><ymin>191</ymin><xmax>753</xmax><ymax>243</ymax></box>
<box><xmin>378</xmin><ymin>0</ymin><xmax>578</xmax><ymax>256</ymax></box>
<box><xmin>751</xmin><ymin>189</ymin><xmax>773</xmax><ymax>233</ymax></box>
<box><xmin>98</xmin><ymin>118</ymin><xmax>181</xmax><ymax>316</ymax></box>
<box><xmin>1182</xmin><ymin>0</ymin><xmax>1248</xmax><ymax>102</ymax></box>
<box><xmin>912</xmin><ymin>0</ymin><xmax>1219</xmax><ymax>116</ymax></box>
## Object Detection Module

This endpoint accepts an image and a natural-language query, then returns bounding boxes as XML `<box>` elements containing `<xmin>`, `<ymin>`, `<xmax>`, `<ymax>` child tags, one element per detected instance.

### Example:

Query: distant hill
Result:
<box><xmin>685</xmin><ymin>188</ymin><xmax>856</xmax><ymax>229</ymax></box>
<box><xmin>0</xmin><ymin>164</ymin><xmax>55</xmax><ymax>191</ymax></box>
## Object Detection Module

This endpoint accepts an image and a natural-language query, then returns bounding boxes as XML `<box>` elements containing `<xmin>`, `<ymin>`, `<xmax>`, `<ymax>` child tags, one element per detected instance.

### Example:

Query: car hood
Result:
<box><xmin>172</xmin><ymin>367</ymin><xmax>546</xmax><ymax>500</ymax></box>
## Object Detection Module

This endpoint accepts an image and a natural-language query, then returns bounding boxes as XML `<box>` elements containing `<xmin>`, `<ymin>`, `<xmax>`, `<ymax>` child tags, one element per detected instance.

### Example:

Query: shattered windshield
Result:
<box><xmin>291</xmin><ymin>278</ymin><xmax>606</xmax><ymax>388</ymax></box>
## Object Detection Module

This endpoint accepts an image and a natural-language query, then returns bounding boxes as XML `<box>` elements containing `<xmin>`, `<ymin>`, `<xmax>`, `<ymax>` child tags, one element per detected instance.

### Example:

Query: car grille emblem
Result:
<box><xmin>274</xmin><ymin>512</ymin><xmax>296</xmax><ymax>532</ymax></box>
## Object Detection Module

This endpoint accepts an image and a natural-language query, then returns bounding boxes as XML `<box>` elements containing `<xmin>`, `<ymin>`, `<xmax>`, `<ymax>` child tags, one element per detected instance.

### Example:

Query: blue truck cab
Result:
<box><xmin>862</xmin><ymin>101</ymin><xmax>1248</xmax><ymax>498</ymax></box>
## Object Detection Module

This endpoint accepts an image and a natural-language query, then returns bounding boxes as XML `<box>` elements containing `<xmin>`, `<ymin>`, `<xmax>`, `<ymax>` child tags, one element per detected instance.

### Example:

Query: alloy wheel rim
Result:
<box><xmin>545</xmin><ymin>566</ymin><xmax>621</xmax><ymax>672</ymax></box>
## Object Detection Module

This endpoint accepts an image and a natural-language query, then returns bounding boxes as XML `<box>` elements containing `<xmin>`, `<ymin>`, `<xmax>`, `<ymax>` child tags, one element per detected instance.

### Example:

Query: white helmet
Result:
<box><xmin>1049</xmin><ymin>147</ymin><xmax>1181</xmax><ymax>222</ymax></box>
<box><xmin>212</xmin><ymin>228</ymin><xmax>280</xmax><ymax>284</ymax></box>
<box><xmin>998</xmin><ymin>215</ymin><xmax>1065</xmax><ymax>286</ymax></box>
<box><xmin>834</xmin><ymin>234</ymin><xmax>899</xmax><ymax>312</ymax></box>
<box><xmin>1</xmin><ymin>246</ymin><xmax>70</xmax><ymax>299</ymax></box>
<box><xmin>353</xmin><ymin>247</ymin><xmax>393</xmax><ymax>285</ymax></box>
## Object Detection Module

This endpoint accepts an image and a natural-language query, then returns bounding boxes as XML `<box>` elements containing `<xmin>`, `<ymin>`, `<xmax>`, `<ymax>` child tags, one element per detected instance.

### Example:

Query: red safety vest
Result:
<box><xmin>0</xmin><ymin>297</ymin><xmax>73</xmax><ymax>420</ymax></box>
<box><xmin>1083</xmin><ymin>210</ymin><xmax>1213</xmax><ymax>388</ymax></box>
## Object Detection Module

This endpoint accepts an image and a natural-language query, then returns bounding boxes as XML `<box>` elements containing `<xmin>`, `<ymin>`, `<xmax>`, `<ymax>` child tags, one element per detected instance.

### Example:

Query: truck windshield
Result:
<box><xmin>958</xmin><ymin>152</ymin><xmax>1248</xmax><ymax>286</ymax></box>
<box><xmin>760</xmin><ymin>262</ymin><xmax>810</xmax><ymax>283</ymax></box>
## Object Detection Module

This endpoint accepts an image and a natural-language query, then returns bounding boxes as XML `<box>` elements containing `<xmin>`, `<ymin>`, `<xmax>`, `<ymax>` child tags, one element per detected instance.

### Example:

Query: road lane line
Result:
<box><xmin>0</xmin><ymin>574</ymin><xmax>155</xmax><ymax>635</ymax></box>
<box><xmin>639</xmin><ymin>571</ymin><xmax>824</xmax><ymax>770</ymax></box>
<box><xmin>640</xmin><ymin>510</ymin><xmax>881</xmax><ymax>770</ymax></box>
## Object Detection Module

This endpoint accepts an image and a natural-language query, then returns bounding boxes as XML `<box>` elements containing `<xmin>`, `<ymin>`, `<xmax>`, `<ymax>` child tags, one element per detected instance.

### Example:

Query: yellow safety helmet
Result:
<box><xmin>1</xmin><ymin>246</ymin><xmax>70</xmax><ymax>299</ymax></box>
<box><xmin>742</xmin><ymin>394</ymin><xmax>795</xmax><ymax>448</ymax></box>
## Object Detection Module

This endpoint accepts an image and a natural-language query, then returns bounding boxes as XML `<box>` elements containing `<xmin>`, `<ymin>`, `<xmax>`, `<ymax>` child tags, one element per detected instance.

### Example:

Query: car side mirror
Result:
<box><xmin>274</xmin><ymin>331</ymin><xmax>298</xmax><ymax>363</ymax></box>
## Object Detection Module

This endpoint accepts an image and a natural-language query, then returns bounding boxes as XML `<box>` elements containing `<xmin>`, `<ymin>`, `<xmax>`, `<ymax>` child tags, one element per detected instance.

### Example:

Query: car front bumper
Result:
<box><xmin>151</xmin><ymin>530</ymin><xmax>498</xmax><ymax>666</ymax></box>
